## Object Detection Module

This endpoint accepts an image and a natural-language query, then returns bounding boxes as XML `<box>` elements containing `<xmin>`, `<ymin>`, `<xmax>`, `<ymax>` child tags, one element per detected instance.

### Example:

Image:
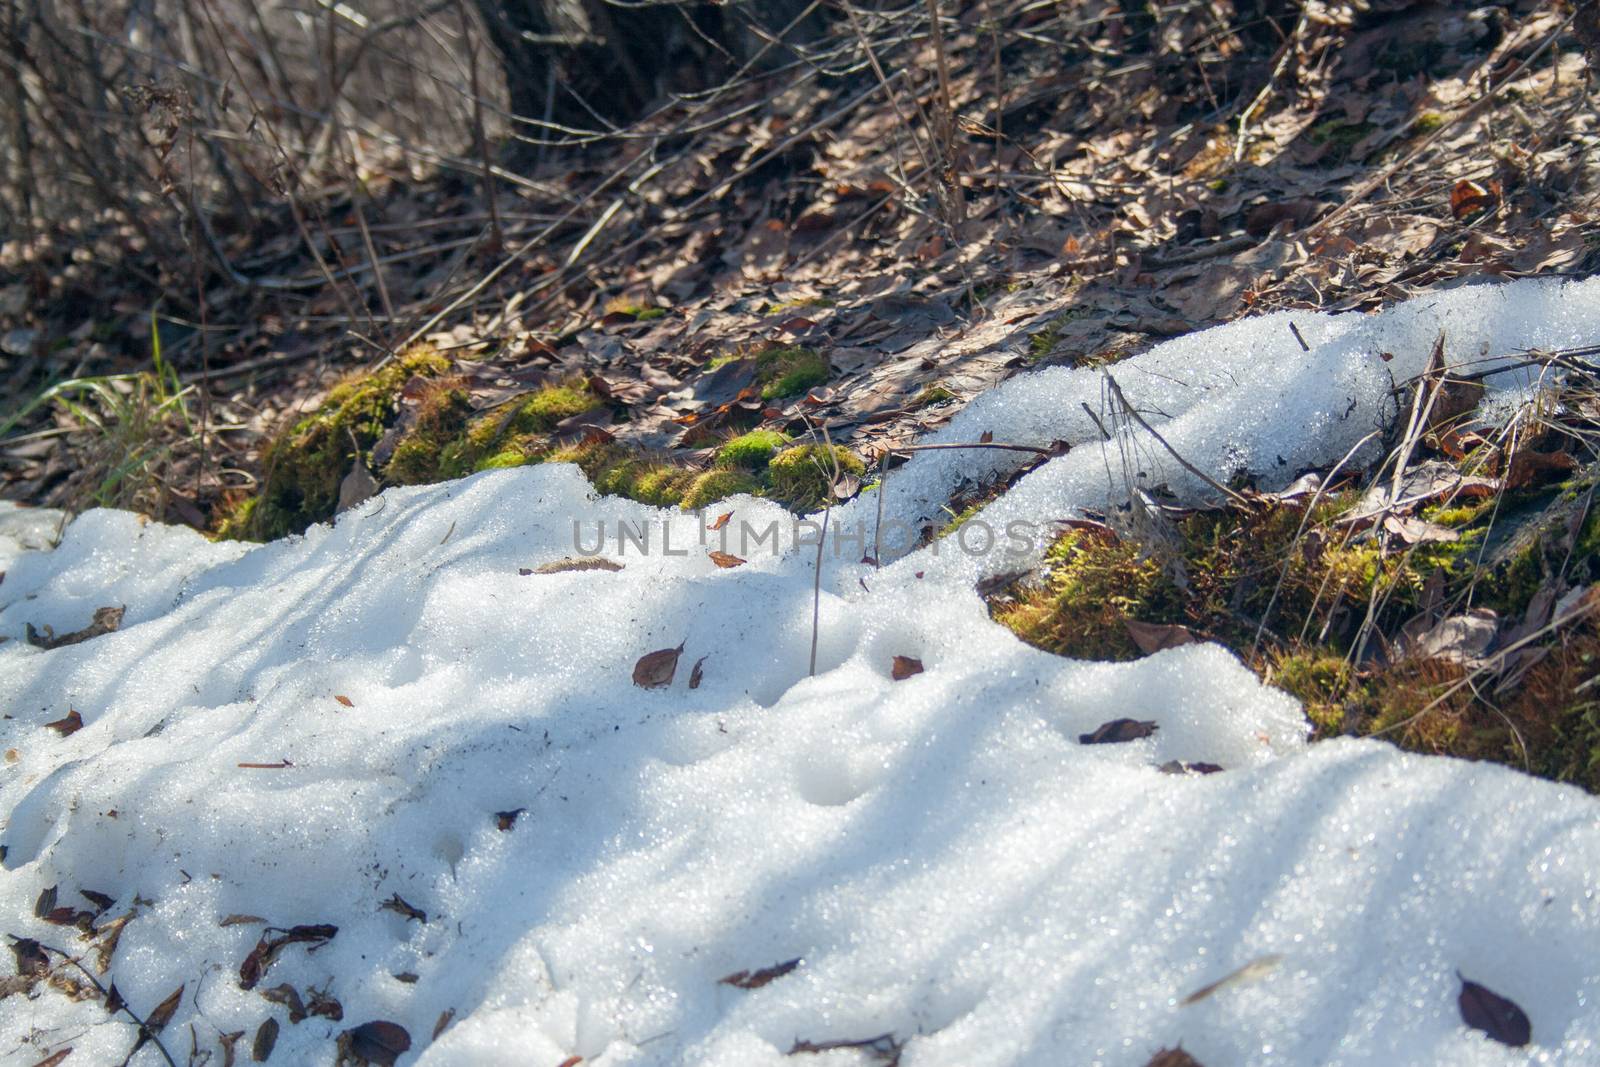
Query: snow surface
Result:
<box><xmin>3</xmin><ymin>277</ymin><xmax>1600</xmax><ymax>1066</ymax></box>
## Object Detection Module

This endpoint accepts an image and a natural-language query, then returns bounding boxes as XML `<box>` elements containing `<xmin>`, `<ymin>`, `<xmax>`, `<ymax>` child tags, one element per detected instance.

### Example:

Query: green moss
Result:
<box><xmin>478</xmin><ymin>449</ymin><xmax>533</xmax><ymax>471</ymax></box>
<box><xmin>767</xmin><ymin>443</ymin><xmax>865</xmax><ymax>509</ymax></box>
<box><xmin>212</xmin><ymin>495</ymin><xmax>259</xmax><ymax>542</ymax></box>
<box><xmin>1309</xmin><ymin>120</ymin><xmax>1375</xmax><ymax>161</ymax></box>
<box><xmin>604</xmin><ymin>298</ymin><xmax>667</xmax><ymax>320</ymax></box>
<box><xmin>1271</xmin><ymin>651</ymin><xmax>1354</xmax><ymax>736</ymax></box>
<box><xmin>992</xmin><ymin>530</ymin><xmax>1181</xmax><ymax>661</ymax></box>
<box><xmin>716</xmin><ymin>429</ymin><xmax>789</xmax><ymax>469</ymax></box>
<box><xmin>508</xmin><ymin>384</ymin><xmax>597</xmax><ymax>434</ymax></box>
<box><xmin>916</xmin><ymin>384</ymin><xmax>957</xmax><ymax>408</ymax></box>
<box><xmin>1412</xmin><ymin>111</ymin><xmax>1445</xmax><ymax>135</ymax></box>
<box><xmin>988</xmin><ymin>473</ymin><xmax>1600</xmax><ymax>792</ymax></box>
<box><xmin>441</xmin><ymin>382</ymin><xmax>598</xmax><ymax>478</ymax></box>
<box><xmin>384</xmin><ymin>380</ymin><xmax>472</xmax><ymax>486</ymax></box>
<box><xmin>756</xmin><ymin>346</ymin><xmax>829</xmax><ymax>400</ymax></box>
<box><xmin>542</xmin><ymin>442</ymin><xmax>694</xmax><ymax>508</ymax></box>
<box><xmin>683</xmin><ymin>469</ymin><xmax>762</xmax><ymax>510</ymax></box>
<box><xmin>230</xmin><ymin>351</ymin><xmax>606</xmax><ymax>541</ymax></box>
<box><xmin>1029</xmin><ymin>323</ymin><xmax>1062</xmax><ymax>361</ymax></box>
<box><xmin>243</xmin><ymin>345</ymin><xmax>452</xmax><ymax>541</ymax></box>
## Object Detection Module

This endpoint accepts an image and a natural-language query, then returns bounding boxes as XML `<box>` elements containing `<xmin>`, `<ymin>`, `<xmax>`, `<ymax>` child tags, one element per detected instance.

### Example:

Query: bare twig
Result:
<box><xmin>1103</xmin><ymin>374</ymin><xmax>1254</xmax><ymax>507</ymax></box>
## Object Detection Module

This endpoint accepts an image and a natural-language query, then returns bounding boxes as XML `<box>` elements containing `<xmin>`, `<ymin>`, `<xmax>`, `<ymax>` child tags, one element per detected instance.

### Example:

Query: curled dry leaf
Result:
<box><xmin>533</xmin><ymin>557</ymin><xmax>624</xmax><ymax>575</ymax></box>
<box><xmin>1450</xmin><ymin>178</ymin><xmax>1500</xmax><ymax>220</ymax></box>
<box><xmin>432</xmin><ymin>1009</ymin><xmax>456</xmax><ymax>1041</ymax></box>
<box><xmin>260</xmin><ymin>984</ymin><xmax>306</xmax><ymax>1024</ymax></box>
<box><xmin>30</xmin><ymin>1048</ymin><xmax>72</xmax><ymax>1067</ymax></box>
<box><xmin>44</xmin><ymin>710</ymin><xmax>83</xmax><ymax>737</ymax></box>
<box><xmin>239</xmin><ymin>925</ymin><xmax>338</xmax><ymax>990</ymax></box>
<box><xmin>336</xmin><ymin>460</ymin><xmax>378</xmax><ymax>514</ymax></box>
<box><xmin>632</xmin><ymin>643</ymin><xmax>685</xmax><ymax>689</ymax></box>
<box><xmin>79</xmin><ymin>889</ymin><xmax>113</xmax><ymax>913</ymax></box>
<box><xmin>34</xmin><ymin>886</ymin><xmax>57</xmax><ymax>918</ymax></box>
<box><xmin>1080</xmin><ymin>719</ymin><xmax>1159</xmax><ymax>745</ymax></box>
<box><xmin>145</xmin><ymin>984</ymin><xmax>184</xmax><ymax>1031</ymax></box>
<box><xmin>1402</xmin><ymin>609</ymin><xmax>1499</xmax><ymax>667</ymax></box>
<box><xmin>1145</xmin><ymin>1046</ymin><xmax>1205</xmax><ymax>1067</ymax></box>
<box><xmin>307</xmin><ymin>988</ymin><xmax>343</xmax><ymax>1021</ymax></box>
<box><xmin>1158</xmin><ymin>760</ymin><xmax>1224</xmax><ymax>776</ymax></box>
<box><xmin>688</xmin><ymin>656</ymin><xmax>706</xmax><ymax>690</ymax></box>
<box><xmin>494</xmin><ymin>809</ymin><xmax>524</xmax><ymax>831</ymax></box>
<box><xmin>335</xmin><ymin>1021</ymin><xmax>411</xmax><ymax>1067</ymax></box>
<box><xmin>890</xmin><ymin>655</ymin><xmax>924</xmax><ymax>681</ymax></box>
<box><xmin>252</xmin><ymin>1017</ymin><xmax>278</xmax><ymax>1062</ymax></box>
<box><xmin>26</xmin><ymin>605</ymin><xmax>124</xmax><ymax>650</ymax></box>
<box><xmin>1124</xmin><ymin>619</ymin><xmax>1196</xmax><ymax>655</ymax></box>
<box><xmin>708</xmin><ymin>550</ymin><xmax>746</xmax><ymax>569</ymax></box>
<box><xmin>10</xmin><ymin>937</ymin><xmax>49</xmax><ymax>977</ymax></box>
<box><xmin>708</xmin><ymin>511</ymin><xmax>734</xmax><ymax>531</ymax></box>
<box><xmin>719</xmin><ymin>957</ymin><xmax>801</xmax><ymax>989</ymax></box>
<box><xmin>124</xmin><ymin>983</ymin><xmax>183</xmax><ymax>1062</ymax></box>
<box><xmin>379</xmin><ymin>894</ymin><xmax>426</xmax><ymax>924</ymax></box>
<box><xmin>1504</xmin><ymin>447</ymin><xmax>1577</xmax><ymax>490</ymax></box>
<box><xmin>333</xmin><ymin>695</ymin><xmax>354</xmax><ymax>708</ymax></box>
<box><xmin>1458</xmin><ymin>975</ymin><xmax>1531</xmax><ymax>1047</ymax></box>
<box><xmin>1382</xmin><ymin>514</ymin><xmax>1459</xmax><ymax>545</ymax></box>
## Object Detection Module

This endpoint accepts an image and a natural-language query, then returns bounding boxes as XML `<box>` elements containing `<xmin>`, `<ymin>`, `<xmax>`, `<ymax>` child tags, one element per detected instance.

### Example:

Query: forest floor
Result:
<box><xmin>4</xmin><ymin>1</ymin><xmax>1596</xmax><ymax>526</ymax></box>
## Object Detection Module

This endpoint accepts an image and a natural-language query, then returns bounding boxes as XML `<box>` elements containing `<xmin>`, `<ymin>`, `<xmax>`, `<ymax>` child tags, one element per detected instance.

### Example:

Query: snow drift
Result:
<box><xmin>3</xmin><ymin>277</ymin><xmax>1600</xmax><ymax>1066</ymax></box>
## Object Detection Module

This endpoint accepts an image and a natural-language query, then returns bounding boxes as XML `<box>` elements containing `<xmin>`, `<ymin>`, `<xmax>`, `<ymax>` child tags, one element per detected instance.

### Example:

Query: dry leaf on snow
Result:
<box><xmin>1458</xmin><ymin>975</ymin><xmax>1531</xmax><ymax>1047</ymax></box>
<box><xmin>632</xmin><ymin>643</ymin><xmax>685</xmax><ymax>689</ymax></box>
<box><xmin>1080</xmin><ymin>719</ymin><xmax>1159</xmax><ymax>745</ymax></box>
<box><xmin>890</xmin><ymin>655</ymin><xmax>924</xmax><ymax>680</ymax></box>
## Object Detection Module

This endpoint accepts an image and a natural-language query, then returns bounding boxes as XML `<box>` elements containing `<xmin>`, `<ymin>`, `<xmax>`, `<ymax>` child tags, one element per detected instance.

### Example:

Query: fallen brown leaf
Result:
<box><xmin>1459</xmin><ymin>975</ymin><xmax>1530</xmax><ymax>1047</ymax></box>
<box><xmin>719</xmin><ymin>957</ymin><xmax>801</xmax><ymax>989</ymax></box>
<box><xmin>335</xmin><ymin>1021</ymin><xmax>411</xmax><ymax>1067</ymax></box>
<box><xmin>26</xmin><ymin>606</ymin><xmax>123</xmax><ymax>650</ymax></box>
<box><xmin>708</xmin><ymin>550</ymin><xmax>746</xmax><ymax>569</ymax></box>
<box><xmin>44</xmin><ymin>710</ymin><xmax>82</xmax><ymax>737</ymax></box>
<box><xmin>1124</xmin><ymin>619</ymin><xmax>1196</xmax><ymax>654</ymax></box>
<box><xmin>252</xmin><ymin>1017</ymin><xmax>278</xmax><ymax>1062</ymax></box>
<box><xmin>333</xmin><ymin>695</ymin><xmax>354</xmax><ymax>708</ymax></box>
<box><xmin>1145</xmin><ymin>1046</ymin><xmax>1205</xmax><ymax>1067</ymax></box>
<box><xmin>379</xmin><ymin>894</ymin><xmax>426</xmax><ymax>924</ymax></box>
<box><xmin>890</xmin><ymin>655</ymin><xmax>924</xmax><ymax>680</ymax></box>
<box><xmin>633</xmin><ymin>643</ymin><xmax>685</xmax><ymax>689</ymax></box>
<box><xmin>1080</xmin><ymin>719</ymin><xmax>1159</xmax><ymax>744</ymax></box>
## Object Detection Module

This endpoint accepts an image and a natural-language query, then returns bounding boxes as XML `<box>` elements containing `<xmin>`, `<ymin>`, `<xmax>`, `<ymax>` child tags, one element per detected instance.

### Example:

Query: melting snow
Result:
<box><xmin>3</xmin><ymin>278</ymin><xmax>1600</xmax><ymax>1066</ymax></box>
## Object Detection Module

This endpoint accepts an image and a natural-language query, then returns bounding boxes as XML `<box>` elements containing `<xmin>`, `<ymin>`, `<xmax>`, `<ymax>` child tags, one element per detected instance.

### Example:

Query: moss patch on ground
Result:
<box><xmin>991</xmin><ymin>473</ymin><xmax>1600</xmax><ymax>791</ymax></box>
<box><xmin>755</xmin><ymin>346</ymin><xmax>829</xmax><ymax>400</ymax></box>
<box><xmin>220</xmin><ymin>352</ymin><xmax>602</xmax><ymax>541</ymax></box>
<box><xmin>231</xmin><ymin>345</ymin><xmax>453</xmax><ymax>541</ymax></box>
<box><xmin>767</xmin><ymin>443</ymin><xmax>865</xmax><ymax>509</ymax></box>
<box><xmin>715</xmin><ymin>429</ymin><xmax>789</xmax><ymax>469</ymax></box>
